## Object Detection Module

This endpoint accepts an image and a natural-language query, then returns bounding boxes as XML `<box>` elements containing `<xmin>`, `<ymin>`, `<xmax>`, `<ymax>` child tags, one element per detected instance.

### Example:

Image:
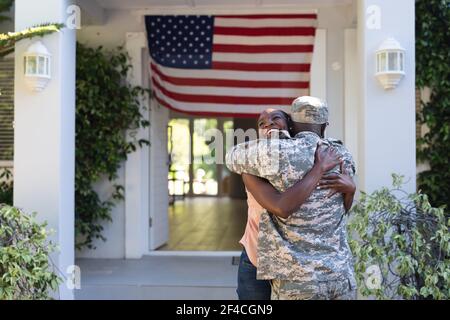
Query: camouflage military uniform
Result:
<box><xmin>226</xmin><ymin>131</ymin><xmax>357</xmax><ymax>300</ymax></box>
<box><xmin>271</xmin><ymin>275</ymin><xmax>357</xmax><ymax>300</ymax></box>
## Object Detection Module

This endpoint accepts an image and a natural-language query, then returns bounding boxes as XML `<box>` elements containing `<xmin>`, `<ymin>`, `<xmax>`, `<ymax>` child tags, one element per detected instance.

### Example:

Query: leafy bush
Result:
<box><xmin>75</xmin><ymin>43</ymin><xmax>149</xmax><ymax>249</ymax></box>
<box><xmin>0</xmin><ymin>167</ymin><xmax>13</xmax><ymax>205</ymax></box>
<box><xmin>348</xmin><ymin>174</ymin><xmax>450</xmax><ymax>300</ymax></box>
<box><xmin>0</xmin><ymin>205</ymin><xmax>62</xmax><ymax>299</ymax></box>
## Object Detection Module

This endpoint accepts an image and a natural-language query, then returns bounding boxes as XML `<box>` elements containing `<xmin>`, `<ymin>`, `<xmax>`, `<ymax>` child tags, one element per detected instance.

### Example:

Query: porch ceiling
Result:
<box><xmin>94</xmin><ymin>0</ymin><xmax>352</xmax><ymax>10</ymax></box>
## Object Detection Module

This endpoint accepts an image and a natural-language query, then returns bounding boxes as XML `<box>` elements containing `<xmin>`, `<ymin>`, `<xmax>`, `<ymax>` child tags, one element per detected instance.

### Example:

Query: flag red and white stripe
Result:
<box><xmin>149</xmin><ymin>14</ymin><xmax>317</xmax><ymax>117</ymax></box>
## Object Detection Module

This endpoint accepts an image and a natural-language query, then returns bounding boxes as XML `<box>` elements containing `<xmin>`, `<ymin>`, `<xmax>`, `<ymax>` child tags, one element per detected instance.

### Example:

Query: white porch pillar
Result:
<box><xmin>14</xmin><ymin>0</ymin><xmax>76</xmax><ymax>299</ymax></box>
<box><xmin>356</xmin><ymin>0</ymin><xmax>416</xmax><ymax>193</ymax></box>
<box><xmin>124</xmin><ymin>32</ymin><xmax>150</xmax><ymax>258</ymax></box>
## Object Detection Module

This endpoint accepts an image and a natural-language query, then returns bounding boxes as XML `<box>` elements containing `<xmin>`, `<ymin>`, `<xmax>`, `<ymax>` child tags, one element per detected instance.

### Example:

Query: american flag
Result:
<box><xmin>145</xmin><ymin>14</ymin><xmax>317</xmax><ymax>117</ymax></box>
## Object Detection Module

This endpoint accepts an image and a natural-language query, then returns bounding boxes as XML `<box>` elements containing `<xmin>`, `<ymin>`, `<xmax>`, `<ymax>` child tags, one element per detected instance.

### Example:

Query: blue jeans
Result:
<box><xmin>236</xmin><ymin>249</ymin><xmax>272</xmax><ymax>300</ymax></box>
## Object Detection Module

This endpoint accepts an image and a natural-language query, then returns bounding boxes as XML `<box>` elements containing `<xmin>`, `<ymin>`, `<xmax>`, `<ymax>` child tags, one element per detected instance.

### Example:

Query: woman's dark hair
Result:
<box><xmin>279</xmin><ymin>110</ymin><xmax>295</xmax><ymax>136</ymax></box>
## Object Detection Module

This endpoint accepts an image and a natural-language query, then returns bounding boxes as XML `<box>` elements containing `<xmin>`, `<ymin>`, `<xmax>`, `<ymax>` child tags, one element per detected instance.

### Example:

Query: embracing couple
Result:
<box><xmin>226</xmin><ymin>96</ymin><xmax>357</xmax><ymax>300</ymax></box>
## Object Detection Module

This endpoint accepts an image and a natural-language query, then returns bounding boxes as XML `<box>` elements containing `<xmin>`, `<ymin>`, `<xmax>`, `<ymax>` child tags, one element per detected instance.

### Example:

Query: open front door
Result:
<box><xmin>148</xmin><ymin>99</ymin><xmax>170</xmax><ymax>250</ymax></box>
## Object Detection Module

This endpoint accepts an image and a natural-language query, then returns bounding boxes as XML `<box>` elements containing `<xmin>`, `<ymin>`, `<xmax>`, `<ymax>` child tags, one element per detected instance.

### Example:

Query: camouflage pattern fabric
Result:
<box><xmin>271</xmin><ymin>276</ymin><xmax>357</xmax><ymax>300</ymax></box>
<box><xmin>291</xmin><ymin>96</ymin><xmax>329</xmax><ymax>124</ymax></box>
<box><xmin>226</xmin><ymin>131</ymin><xmax>356</xmax><ymax>290</ymax></box>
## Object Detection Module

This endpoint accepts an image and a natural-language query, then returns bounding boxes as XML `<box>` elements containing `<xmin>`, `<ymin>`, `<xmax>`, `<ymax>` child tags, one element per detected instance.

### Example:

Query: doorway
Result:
<box><xmin>158</xmin><ymin>114</ymin><xmax>252</xmax><ymax>251</ymax></box>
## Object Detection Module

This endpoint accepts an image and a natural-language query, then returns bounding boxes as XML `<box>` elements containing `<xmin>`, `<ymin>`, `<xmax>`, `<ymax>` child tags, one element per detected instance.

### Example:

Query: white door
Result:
<box><xmin>148</xmin><ymin>99</ymin><xmax>170</xmax><ymax>250</ymax></box>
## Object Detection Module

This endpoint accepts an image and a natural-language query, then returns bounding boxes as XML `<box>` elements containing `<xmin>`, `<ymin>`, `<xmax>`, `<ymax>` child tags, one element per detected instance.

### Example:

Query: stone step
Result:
<box><xmin>75</xmin><ymin>253</ymin><xmax>240</xmax><ymax>300</ymax></box>
<box><xmin>75</xmin><ymin>284</ymin><xmax>237</xmax><ymax>300</ymax></box>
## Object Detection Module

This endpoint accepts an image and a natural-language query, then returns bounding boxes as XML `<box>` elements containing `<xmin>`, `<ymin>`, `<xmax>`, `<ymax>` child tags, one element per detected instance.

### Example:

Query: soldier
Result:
<box><xmin>226</xmin><ymin>96</ymin><xmax>357</xmax><ymax>300</ymax></box>
<box><xmin>237</xmin><ymin>108</ymin><xmax>347</xmax><ymax>300</ymax></box>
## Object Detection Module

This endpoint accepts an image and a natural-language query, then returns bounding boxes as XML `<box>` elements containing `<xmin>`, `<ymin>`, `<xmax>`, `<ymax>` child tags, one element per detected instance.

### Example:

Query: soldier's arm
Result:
<box><xmin>225</xmin><ymin>140</ymin><xmax>274</xmax><ymax>178</ymax></box>
<box><xmin>242</xmin><ymin>144</ymin><xmax>342</xmax><ymax>219</ymax></box>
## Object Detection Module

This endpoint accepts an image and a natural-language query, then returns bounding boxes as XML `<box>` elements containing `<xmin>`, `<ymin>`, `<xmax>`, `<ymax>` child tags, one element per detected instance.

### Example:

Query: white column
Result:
<box><xmin>344</xmin><ymin>29</ymin><xmax>359</xmax><ymax>168</ymax></box>
<box><xmin>14</xmin><ymin>0</ymin><xmax>76</xmax><ymax>299</ymax></box>
<box><xmin>310</xmin><ymin>29</ymin><xmax>327</xmax><ymax>101</ymax></box>
<box><xmin>356</xmin><ymin>0</ymin><xmax>416</xmax><ymax>193</ymax></box>
<box><xmin>124</xmin><ymin>32</ymin><xmax>150</xmax><ymax>258</ymax></box>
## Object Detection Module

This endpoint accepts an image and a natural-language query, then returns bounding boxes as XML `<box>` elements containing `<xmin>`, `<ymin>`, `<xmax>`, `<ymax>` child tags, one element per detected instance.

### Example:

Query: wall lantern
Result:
<box><xmin>23</xmin><ymin>41</ymin><xmax>51</xmax><ymax>92</ymax></box>
<box><xmin>375</xmin><ymin>38</ymin><xmax>405</xmax><ymax>90</ymax></box>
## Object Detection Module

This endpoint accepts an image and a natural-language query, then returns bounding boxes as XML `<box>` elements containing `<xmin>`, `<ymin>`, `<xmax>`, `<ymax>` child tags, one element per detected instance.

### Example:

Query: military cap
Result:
<box><xmin>291</xmin><ymin>96</ymin><xmax>328</xmax><ymax>124</ymax></box>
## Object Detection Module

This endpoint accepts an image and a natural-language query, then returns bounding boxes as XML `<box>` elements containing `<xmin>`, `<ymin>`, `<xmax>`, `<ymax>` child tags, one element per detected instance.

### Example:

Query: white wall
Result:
<box><xmin>318</xmin><ymin>4</ymin><xmax>354</xmax><ymax>141</ymax></box>
<box><xmin>357</xmin><ymin>0</ymin><xmax>416</xmax><ymax>193</ymax></box>
<box><xmin>76</xmin><ymin>10</ymin><xmax>144</xmax><ymax>258</ymax></box>
<box><xmin>14</xmin><ymin>0</ymin><xmax>76</xmax><ymax>299</ymax></box>
<box><xmin>344</xmin><ymin>29</ymin><xmax>359</xmax><ymax>169</ymax></box>
<box><xmin>76</xmin><ymin>171</ymin><xmax>126</xmax><ymax>258</ymax></box>
<box><xmin>77</xmin><ymin>9</ymin><xmax>143</xmax><ymax>49</ymax></box>
<box><xmin>76</xmin><ymin>10</ymin><xmax>169</xmax><ymax>258</ymax></box>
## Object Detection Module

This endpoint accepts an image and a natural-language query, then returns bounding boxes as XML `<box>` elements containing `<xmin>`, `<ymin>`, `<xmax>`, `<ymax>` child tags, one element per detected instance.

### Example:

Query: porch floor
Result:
<box><xmin>75</xmin><ymin>254</ymin><xmax>240</xmax><ymax>300</ymax></box>
<box><xmin>158</xmin><ymin>197</ymin><xmax>247</xmax><ymax>251</ymax></box>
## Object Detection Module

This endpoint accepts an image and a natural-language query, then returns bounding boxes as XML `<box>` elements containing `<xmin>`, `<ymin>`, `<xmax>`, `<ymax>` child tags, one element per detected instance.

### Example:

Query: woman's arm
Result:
<box><xmin>242</xmin><ymin>144</ymin><xmax>341</xmax><ymax>219</ymax></box>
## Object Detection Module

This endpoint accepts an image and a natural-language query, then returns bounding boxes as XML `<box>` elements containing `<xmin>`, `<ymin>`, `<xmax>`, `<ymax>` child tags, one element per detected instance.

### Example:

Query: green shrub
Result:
<box><xmin>348</xmin><ymin>174</ymin><xmax>450</xmax><ymax>300</ymax></box>
<box><xmin>0</xmin><ymin>205</ymin><xmax>62</xmax><ymax>299</ymax></box>
<box><xmin>0</xmin><ymin>167</ymin><xmax>13</xmax><ymax>205</ymax></box>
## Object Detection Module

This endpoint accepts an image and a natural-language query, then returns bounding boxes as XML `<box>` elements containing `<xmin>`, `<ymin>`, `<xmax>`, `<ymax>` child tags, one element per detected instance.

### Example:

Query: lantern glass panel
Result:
<box><xmin>46</xmin><ymin>57</ymin><xmax>50</xmax><ymax>75</ymax></box>
<box><xmin>26</xmin><ymin>56</ymin><xmax>37</xmax><ymax>74</ymax></box>
<box><xmin>377</xmin><ymin>54</ymin><xmax>381</xmax><ymax>72</ymax></box>
<box><xmin>379</xmin><ymin>52</ymin><xmax>387</xmax><ymax>72</ymax></box>
<box><xmin>399</xmin><ymin>52</ymin><xmax>404</xmax><ymax>71</ymax></box>
<box><xmin>388</xmin><ymin>52</ymin><xmax>397</xmax><ymax>71</ymax></box>
<box><xmin>38</xmin><ymin>56</ymin><xmax>46</xmax><ymax>75</ymax></box>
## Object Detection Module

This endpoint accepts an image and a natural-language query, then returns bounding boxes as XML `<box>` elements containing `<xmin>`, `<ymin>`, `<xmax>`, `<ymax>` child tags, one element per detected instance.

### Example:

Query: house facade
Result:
<box><xmin>2</xmin><ymin>0</ymin><xmax>416</xmax><ymax>299</ymax></box>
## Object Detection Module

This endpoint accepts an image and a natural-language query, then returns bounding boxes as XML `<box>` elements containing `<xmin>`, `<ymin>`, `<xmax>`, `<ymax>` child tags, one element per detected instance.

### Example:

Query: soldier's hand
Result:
<box><xmin>317</xmin><ymin>162</ymin><xmax>356</xmax><ymax>197</ymax></box>
<box><xmin>314</xmin><ymin>142</ymin><xmax>342</xmax><ymax>173</ymax></box>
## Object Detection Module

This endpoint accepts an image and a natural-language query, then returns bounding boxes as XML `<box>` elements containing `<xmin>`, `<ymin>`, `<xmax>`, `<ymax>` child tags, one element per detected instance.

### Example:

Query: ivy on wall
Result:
<box><xmin>416</xmin><ymin>0</ymin><xmax>450</xmax><ymax>209</ymax></box>
<box><xmin>75</xmin><ymin>43</ymin><xmax>149</xmax><ymax>249</ymax></box>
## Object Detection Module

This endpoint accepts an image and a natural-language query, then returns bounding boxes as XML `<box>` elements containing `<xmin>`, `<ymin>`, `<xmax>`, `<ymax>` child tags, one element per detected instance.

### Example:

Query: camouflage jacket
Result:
<box><xmin>226</xmin><ymin>131</ymin><xmax>356</xmax><ymax>283</ymax></box>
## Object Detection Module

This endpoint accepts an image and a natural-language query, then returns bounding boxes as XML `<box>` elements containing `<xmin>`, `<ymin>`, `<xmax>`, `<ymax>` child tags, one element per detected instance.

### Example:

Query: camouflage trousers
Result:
<box><xmin>270</xmin><ymin>276</ymin><xmax>357</xmax><ymax>300</ymax></box>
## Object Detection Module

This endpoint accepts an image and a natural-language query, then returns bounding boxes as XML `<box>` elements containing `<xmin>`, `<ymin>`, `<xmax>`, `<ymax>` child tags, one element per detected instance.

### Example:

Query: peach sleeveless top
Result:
<box><xmin>239</xmin><ymin>190</ymin><xmax>265</xmax><ymax>267</ymax></box>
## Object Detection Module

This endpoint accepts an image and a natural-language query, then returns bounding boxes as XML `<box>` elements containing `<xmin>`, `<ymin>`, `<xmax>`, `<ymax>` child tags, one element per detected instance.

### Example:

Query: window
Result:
<box><xmin>0</xmin><ymin>58</ymin><xmax>14</xmax><ymax>164</ymax></box>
